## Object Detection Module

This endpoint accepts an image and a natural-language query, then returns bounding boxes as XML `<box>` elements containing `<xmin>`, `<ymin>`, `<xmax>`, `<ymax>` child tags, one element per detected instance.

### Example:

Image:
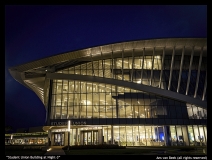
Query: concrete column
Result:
<box><xmin>98</xmin><ymin>129</ymin><xmax>103</xmax><ymax>144</ymax></box>
<box><xmin>159</xmin><ymin>47</ymin><xmax>165</xmax><ymax>89</ymax></box>
<box><xmin>102</xmin><ymin>127</ymin><xmax>105</xmax><ymax>144</ymax></box>
<box><xmin>168</xmin><ymin>46</ymin><xmax>175</xmax><ymax>90</ymax></box>
<box><xmin>140</xmin><ymin>48</ymin><xmax>145</xmax><ymax>82</ymax></box>
<box><xmin>182</xmin><ymin>126</ymin><xmax>189</xmax><ymax>146</ymax></box>
<box><xmin>111</xmin><ymin>125</ymin><xmax>114</xmax><ymax>144</ymax></box>
<box><xmin>148</xmin><ymin>129</ymin><xmax>150</xmax><ymax>146</ymax></box>
<box><xmin>186</xmin><ymin>46</ymin><xmax>194</xmax><ymax>95</ymax></box>
<box><xmin>64</xmin><ymin>132</ymin><xmax>68</xmax><ymax>146</ymax></box>
<box><xmin>194</xmin><ymin>47</ymin><xmax>203</xmax><ymax>98</ymax></box>
<box><xmin>71</xmin><ymin>130</ymin><xmax>74</xmax><ymax>146</ymax></box>
<box><xmin>177</xmin><ymin>46</ymin><xmax>185</xmax><ymax>93</ymax></box>
<box><xmin>80</xmin><ymin>131</ymin><xmax>83</xmax><ymax>145</ymax></box>
<box><xmin>150</xmin><ymin>47</ymin><xmax>155</xmax><ymax>86</ymax></box>
<box><xmin>163</xmin><ymin>126</ymin><xmax>167</xmax><ymax>146</ymax></box>
<box><xmin>202</xmin><ymin>71</ymin><xmax>207</xmax><ymax>101</ymax></box>
<box><xmin>68</xmin><ymin>120</ymin><xmax>71</xmax><ymax>148</ymax></box>
<box><xmin>75</xmin><ymin>128</ymin><xmax>78</xmax><ymax>145</ymax></box>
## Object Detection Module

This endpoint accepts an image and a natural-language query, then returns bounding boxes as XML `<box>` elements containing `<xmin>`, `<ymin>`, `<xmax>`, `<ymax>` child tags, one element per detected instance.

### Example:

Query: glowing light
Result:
<box><xmin>68</xmin><ymin>120</ymin><xmax>70</xmax><ymax>131</ymax></box>
<box><xmin>81</xmin><ymin>100</ymin><xmax>91</xmax><ymax>105</ymax></box>
<box><xmin>136</xmin><ymin>80</ymin><xmax>141</xmax><ymax>84</ymax></box>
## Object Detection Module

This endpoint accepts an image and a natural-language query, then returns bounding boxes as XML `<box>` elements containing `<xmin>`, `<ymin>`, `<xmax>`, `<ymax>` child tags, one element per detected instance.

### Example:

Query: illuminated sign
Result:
<box><xmin>51</xmin><ymin>121</ymin><xmax>86</xmax><ymax>126</ymax></box>
<box><xmin>51</xmin><ymin>122</ymin><xmax>67</xmax><ymax>126</ymax></box>
<box><xmin>72</xmin><ymin>121</ymin><xmax>86</xmax><ymax>125</ymax></box>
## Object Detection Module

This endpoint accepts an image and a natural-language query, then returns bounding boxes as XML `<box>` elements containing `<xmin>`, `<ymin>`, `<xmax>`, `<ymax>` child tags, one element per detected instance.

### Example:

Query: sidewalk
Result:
<box><xmin>44</xmin><ymin>146</ymin><xmax>66</xmax><ymax>155</ymax></box>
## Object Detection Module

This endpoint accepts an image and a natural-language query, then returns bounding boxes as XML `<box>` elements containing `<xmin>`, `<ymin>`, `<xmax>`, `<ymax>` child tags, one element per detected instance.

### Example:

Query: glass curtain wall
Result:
<box><xmin>64</xmin><ymin>125</ymin><xmax>207</xmax><ymax>146</ymax></box>
<box><xmin>50</xmin><ymin>79</ymin><xmax>205</xmax><ymax>120</ymax></box>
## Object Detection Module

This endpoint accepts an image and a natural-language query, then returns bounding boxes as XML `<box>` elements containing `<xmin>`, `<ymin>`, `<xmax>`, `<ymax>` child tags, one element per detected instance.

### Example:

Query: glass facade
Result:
<box><xmin>8</xmin><ymin>38</ymin><xmax>207</xmax><ymax>147</ymax></box>
<box><xmin>50</xmin><ymin>125</ymin><xmax>206</xmax><ymax>146</ymax></box>
<box><xmin>50</xmin><ymin>79</ymin><xmax>207</xmax><ymax>120</ymax></box>
<box><xmin>48</xmin><ymin>52</ymin><xmax>206</xmax><ymax>146</ymax></box>
<box><xmin>50</xmin><ymin>55</ymin><xmax>206</xmax><ymax>120</ymax></box>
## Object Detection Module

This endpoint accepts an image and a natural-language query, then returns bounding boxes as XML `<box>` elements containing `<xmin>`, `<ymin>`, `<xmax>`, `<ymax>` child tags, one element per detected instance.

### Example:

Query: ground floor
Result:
<box><xmin>47</xmin><ymin>124</ymin><xmax>207</xmax><ymax>147</ymax></box>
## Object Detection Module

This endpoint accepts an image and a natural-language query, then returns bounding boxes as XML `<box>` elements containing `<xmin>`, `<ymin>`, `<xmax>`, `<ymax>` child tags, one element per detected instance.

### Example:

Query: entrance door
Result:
<box><xmin>83</xmin><ymin>130</ymin><xmax>98</xmax><ymax>145</ymax></box>
<box><xmin>54</xmin><ymin>133</ymin><xmax>64</xmax><ymax>146</ymax></box>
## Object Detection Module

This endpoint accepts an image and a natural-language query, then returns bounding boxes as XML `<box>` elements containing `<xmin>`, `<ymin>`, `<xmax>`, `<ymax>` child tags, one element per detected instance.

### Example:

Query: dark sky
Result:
<box><xmin>5</xmin><ymin>5</ymin><xmax>207</xmax><ymax>132</ymax></box>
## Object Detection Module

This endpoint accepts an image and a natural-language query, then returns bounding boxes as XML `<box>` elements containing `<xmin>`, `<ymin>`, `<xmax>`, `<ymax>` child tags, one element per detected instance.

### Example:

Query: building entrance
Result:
<box><xmin>54</xmin><ymin>133</ymin><xmax>64</xmax><ymax>146</ymax></box>
<box><xmin>82</xmin><ymin>130</ymin><xmax>98</xmax><ymax>145</ymax></box>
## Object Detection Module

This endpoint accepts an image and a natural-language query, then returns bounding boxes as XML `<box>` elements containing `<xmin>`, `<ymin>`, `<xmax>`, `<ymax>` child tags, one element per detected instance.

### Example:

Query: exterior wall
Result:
<box><xmin>46</xmin><ymin>41</ymin><xmax>207</xmax><ymax>147</ymax></box>
<box><xmin>47</xmin><ymin>124</ymin><xmax>207</xmax><ymax>146</ymax></box>
<box><xmin>8</xmin><ymin>38</ymin><xmax>207</xmax><ymax>147</ymax></box>
<box><xmin>49</xmin><ymin>50</ymin><xmax>206</xmax><ymax>121</ymax></box>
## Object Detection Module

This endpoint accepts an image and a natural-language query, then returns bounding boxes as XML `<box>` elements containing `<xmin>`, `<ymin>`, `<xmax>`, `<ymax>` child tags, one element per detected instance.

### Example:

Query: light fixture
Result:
<box><xmin>68</xmin><ymin>120</ymin><xmax>70</xmax><ymax>131</ymax></box>
<box><xmin>137</xmin><ymin>80</ymin><xmax>141</xmax><ymax>84</ymax></box>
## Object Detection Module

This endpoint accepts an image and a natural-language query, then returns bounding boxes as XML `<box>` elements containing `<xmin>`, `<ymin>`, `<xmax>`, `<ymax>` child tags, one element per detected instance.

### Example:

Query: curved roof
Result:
<box><xmin>8</xmin><ymin>38</ymin><xmax>207</xmax><ymax>109</ymax></box>
<box><xmin>9</xmin><ymin>38</ymin><xmax>207</xmax><ymax>73</ymax></box>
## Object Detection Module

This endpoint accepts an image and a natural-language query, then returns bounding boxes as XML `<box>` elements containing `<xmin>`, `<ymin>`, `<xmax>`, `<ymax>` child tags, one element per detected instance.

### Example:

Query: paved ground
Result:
<box><xmin>43</xmin><ymin>146</ymin><xmax>206</xmax><ymax>155</ymax></box>
<box><xmin>44</xmin><ymin>146</ymin><xmax>65</xmax><ymax>155</ymax></box>
<box><xmin>126</xmin><ymin>146</ymin><xmax>206</xmax><ymax>155</ymax></box>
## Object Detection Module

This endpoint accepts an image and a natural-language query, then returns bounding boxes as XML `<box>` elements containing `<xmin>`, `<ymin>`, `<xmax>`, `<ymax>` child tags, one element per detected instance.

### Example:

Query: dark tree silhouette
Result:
<box><xmin>5</xmin><ymin>125</ymin><xmax>13</xmax><ymax>133</ymax></box>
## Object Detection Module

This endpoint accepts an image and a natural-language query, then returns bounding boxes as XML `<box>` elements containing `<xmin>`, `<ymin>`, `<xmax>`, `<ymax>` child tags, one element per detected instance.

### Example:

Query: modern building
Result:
<box><xmin>9</xmin><ymin>38</ymin><xmax>207</xmax><ymax>147</ymax></box>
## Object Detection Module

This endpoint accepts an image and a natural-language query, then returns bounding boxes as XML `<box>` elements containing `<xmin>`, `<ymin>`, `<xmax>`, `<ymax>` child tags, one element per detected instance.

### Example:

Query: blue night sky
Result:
<box><xmin>5</xmin><ymin>5</ymin><xmax>207</xmax><ymax>132</ymax></box>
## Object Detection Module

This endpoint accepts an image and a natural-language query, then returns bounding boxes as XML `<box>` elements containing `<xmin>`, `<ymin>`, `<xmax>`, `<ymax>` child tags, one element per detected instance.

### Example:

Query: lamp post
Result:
<box><xmin>10</xmin><ymin>134</ymin><xmax>13</xmax><ymax>144</ymax></box>
<box><xmin>67</xmin><ymin>120</ymin><xmax>71</xmax><ymax>150</ymax></box>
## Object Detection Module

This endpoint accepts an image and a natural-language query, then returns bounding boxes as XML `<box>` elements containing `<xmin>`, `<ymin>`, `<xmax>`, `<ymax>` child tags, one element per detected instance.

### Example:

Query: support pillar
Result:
<box><xmin>111</xmin><ymin>125</ymin><xmax>114</xmax><ymax>144</ymax></box>
<box><xmin>67</xmin><ymin>120</ymin><xmax>70</xmax><ymax>150</ymax></box>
